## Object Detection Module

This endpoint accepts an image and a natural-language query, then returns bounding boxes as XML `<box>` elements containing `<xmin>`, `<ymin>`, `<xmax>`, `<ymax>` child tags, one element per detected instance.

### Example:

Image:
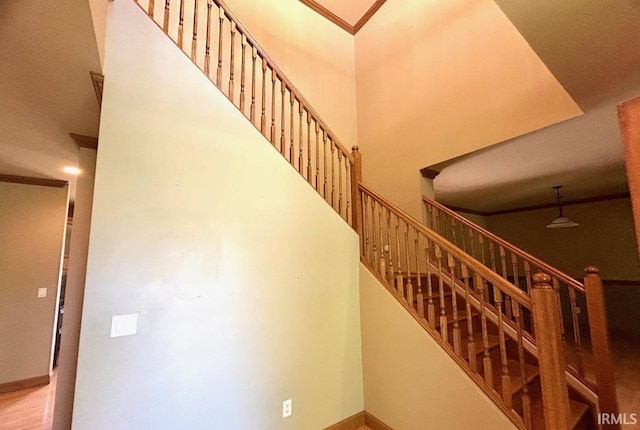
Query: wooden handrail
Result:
<box><xmin>361</xmin><ymin>183</ymin><xmax>531</xmax><ymax>308</ymax></box>
<box><xmin>213</xmin><ymin>0</ymin><xmax>354</xmax><ymax>163</ymax></box>
<box><xmin>423</xmin><ymin>196</ymin><xmax>585</xmax><ymax>294</ymax></box>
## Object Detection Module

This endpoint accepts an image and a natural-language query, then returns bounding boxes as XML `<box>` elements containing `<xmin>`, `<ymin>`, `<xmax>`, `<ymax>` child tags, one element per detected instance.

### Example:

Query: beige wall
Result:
<box><xmin>0</xmin><ymin>182</ymin><xmax>68</xmax><ymax>384</ymax></box>
<box><xmin>72</xmin><ymin>2</ymin><xmax>363</xmax><ymax>428</ymax></box>
<box><xmin>354</xmin><ymin>0</ymin><xmax>581</xmax><ymax>218</ymax></box>
<box><xmin>221</xmin><ymin>0</ymin><xmax>358</xmax><ymax>148</ymax></box>
<box><xmin>359</xmin><ymin>264</ymin><xmax>516</xmax><ymax>430</ymax></box>
<box><xmin>87</xmin><ymin>0</ymin><xmax>108</xmax><ymax>69</ymax></box>
<box><xmin>487</xmin><ymin>198</ymin><xmax>639</xmax><ymax>280</ymax></box>
<box><xmin>53</xmin><ymin>148</ymin><xmax>97</xmax><ymax>430</ymax></box>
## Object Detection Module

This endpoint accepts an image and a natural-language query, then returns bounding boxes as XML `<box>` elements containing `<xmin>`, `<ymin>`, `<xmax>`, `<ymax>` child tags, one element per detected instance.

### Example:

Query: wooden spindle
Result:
<box><xmin>479</xmin><ymin>235</ymin><xmax>486</xmax><ymax>267</ymax></box>
<box><xmin>204</xmin><ymin>0</ymin><xmax>212</xmax><ymax>76</ymax></box>
<box><xmin>148</xmin><ymin>0</ymin><xmax>155</xmax><ymax>19</ymax></box>
<box><xmin>298</xmin><ymin>105</ymin><xmax>304</xmax><ymax>173</ymax></box>
<box><xmin>405</xmin><ymin>228</ymin><xmax>414</xmax><ymax>308</ymax></box>
<box><xmin>425</xmin><ymin>240</ymin><xmax>435</xmax><ymax>329</ymax></box>
<box><xmin>323</xmin><ymin>132</ymin><xmax>328</xmax><ymax>199</ymax></box>
<box><xmin>178</xmin><ymin>0</ymin><xmax>185</xmax><ymax>48</ymax></box>
<box><xmin>513</xmin><ymin>302</ymin><xmax>532</xmax><ymax>429</ymax></box>
<box><xmin>260</xmin><ymin>57</ymin><xmax>267</xmax><ymax>134</ymax></box>
<box><xmin>279</xmin><ymin>83</ymin><xmax>286</xmax><ymax>154</ymax></box>
<box><xmin>363</xmin><ymin>194</ymin><xmax>370</xmax><ymax>259</ymax></box>
<box><xmin>394</xmin><ymin>217</ymin><xmax>404</xmax><ymax>299</ymax></box>
<box><xmin>499</xmin><ymin>246</ymin><xmax>513</xmax><ymax>321</ymax></box>
<box><xmin>163</xmin><ymin>0</ymin><xmax>170</xmax><ymax>32</ymax></box>
<box><xmin>488</xmin><ymin>242</ymin><xmax>497</xmax><ymax>273</ymax></box>
<box><xmin>228</xmin><ymin>21</ymin><xmax>236</xmax><ymax>100</ymax></box>
<box><xmin>476</xmin><ymin>275</ymin><xmax>493</xmax><ymax>390</ymax></box>
<box><xmin>531</xmin><ymin>272</ymin><xmax>571</xmax><ymax>430</ymax></box>
<box><xmin>307</xmin><ymin>113</ymin><xmax>312</xmax><ymax>183</ymax></box>
<box><xmin>426</xmin><ymin>204</ymin><xmax>433</xmax><ymax>229</ymax></box>
<box><xmin>338</xmin><ymin>151</ymin><xmax>343</xmax><ymax>215</ymax></box>
<box><xmin>462</xmin><ymin>263</ymin><xmax>476</xmax><ymax>372</ymax></box>
<box><xmin>270</xmin><ymin>71</ymin><xmax>276</xmax><ymax>143</ymax></box>
<box><xmin>469</xmin><ymin>228</ymin><xmax>476</xmax><ymax>262</ymax></box>
<box><xmin>415</xmin><ymin>233</ymin><xmax>424</xmax><ymax>318</ymax></box>
<box><xmin>191</xmin><ymin>0</ymin><xmax>199</xmax><ymax>61</ymax></box>
<box><xmin>386</xmin><ymin>207</ymin><xmax>394</xmax><ymax>284</ymax></box>
<box><xmin>240</xmin><ymin>34</ymin><xmax>246</xmax><ymax>112</ymax></box>
<box><xmin>379</xmin><ymin>205</ymin><xmax>385</xmax><ymax>275</ymax></box>
<box><xmin>289</xmin><ymin>94</ymin><xmax>295</xmax><ymax>164</ymax></box>
<box><xmin>494</xmin><ymin>287</ymin><xmax>512</xmax><ymax>409</ymax></box>
<box><xmin>350</xmin><ymin>146</ymin><xmax>362</xmax><ymax>233</ymax></box>
<box><xmin>436</xmin><ymin>245</ymin><xmax>447</xmax><ymax>341</ymax></box>
<box><xmin>371</xmin><ymin>198</ymin><xmax>378</xmax><ymax>271</ymax></box>
<box><xmin>330</xmin><ymin>140</ymin><xmax>336</xmax><ymax>208</ymax></box>
<box><xmin>315</xmin><ymin>123</ymin><xmax>320</xmax><ymax>189</ymax></box>
<box><xmin>584</xmin><ymin>266</ymin><xmax>620</xmax><ymax>426</ymax></box>
<box><xmin>524</xmin><ymin>261</ymin><xmax>533</xmax><ymax>293</ymax></box>
<box><xmin>458</xmin><ymin>222</ymin><xmax>466</xmax><ymax>252</ymax></box>
<box><xmin>250</xmin><ymin>46</ymin><xmax>256</xmax><ymax>123</ymax></box>
<box><xmin>450</xmin><ymin>218</ymin><xmax>458</xmax><ymax>247</ymax></box>
<box><xmin>448</xmin><ymin>254</ymin><xmax>461</xmax><ymax>356</ymax></box>
<box><xmin>567</xmin><ymin>286</ymin><xmax>585</xmax><ymax>376</ymax></box>
<box><xmin>216</xmin><ymin>7</ymin><xmax>223</xmax><ymax>87</ymax></box>
<box><xmin>345</xmin><ymin>156</ymin><xmax>351</xmax><ymax>225</ymax></box>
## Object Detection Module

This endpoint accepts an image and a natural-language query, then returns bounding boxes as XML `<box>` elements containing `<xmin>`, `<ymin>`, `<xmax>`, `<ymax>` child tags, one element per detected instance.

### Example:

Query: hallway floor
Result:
<box><xmin>0</xmin><ymin>372</ymin><xmax>56</xmax><ymax>430</ymax></box>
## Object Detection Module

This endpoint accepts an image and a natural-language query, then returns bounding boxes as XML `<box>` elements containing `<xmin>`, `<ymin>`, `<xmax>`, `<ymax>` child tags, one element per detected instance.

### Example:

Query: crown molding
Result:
<box><xmin>420</xmin><ymin>168</ymin><xmax>441</xmax><ymax>180</ymax></box>
<box><xmin>90</xmin><ymin>71</ymin><xmax>104</xmax><ymax>108</ymax></box>
<box><xmin>298</xmin><ymin>0</ymin><xmax>386</xmax><ymax>35</ymax></box>
<box><xmin>0</xmin><ymin>174</ymin><xmax>68</xmax><ymax>188</ymax></box>
<box><xmin>69</xmin><ymin>133</ymin><xmax>99</xmax><ymax>150</ymax></box>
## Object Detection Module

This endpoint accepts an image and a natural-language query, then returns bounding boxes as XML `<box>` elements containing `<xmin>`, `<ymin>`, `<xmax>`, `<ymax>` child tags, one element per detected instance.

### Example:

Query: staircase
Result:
<box><xmin>131</xmin><ymin>0</ymin><xmax>619</xmax><ymax>428</ymax></box>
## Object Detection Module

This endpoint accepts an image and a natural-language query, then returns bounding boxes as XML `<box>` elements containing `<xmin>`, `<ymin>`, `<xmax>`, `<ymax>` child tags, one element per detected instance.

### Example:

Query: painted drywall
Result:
<box><xmin>72</xmin><ymin>2</ymin><xmax>363</xmax><ymax>429</ymax></box>
<box><xmin>53</xmin><ymin>148</ymin><xmax>97</xmax><ymax>430</ymax></box>
<box><xmin>0</xmin><ymin>182</ymin><xmax>68</xmax><ymax>385</ymax></box>
<box><xmin>359</xmin><ymin>264</ymin><xmax>516</xmax><ymax>430</ymax></box>
<box><xmin>354</xmin><ymin>0</ymin><xmax>582</xmax><ymax>218</ymax></box>
<box><xmin>221</xmin><ymin>0</ymin><xmax>358</xmax><ymax>149</ymax></box>
<box><xmin>87</xmin><ymin>0</ymin><xmax>108</xmax><ymax>69</ymax></box>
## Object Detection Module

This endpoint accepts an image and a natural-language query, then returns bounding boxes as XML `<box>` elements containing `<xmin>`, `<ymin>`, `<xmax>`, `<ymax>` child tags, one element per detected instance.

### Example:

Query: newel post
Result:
<box><xmin>584</xmin><ymin>266</ymin><xmax>620</xmax><ymax>428</ymax></box>
<box><xmin>350</xmin><ymin>146</ymin><xmax>363</xmax><ymax>235</ymax></box>
<box><xmin>531</xmin><ymin>272</ymin><xmax>571</xmax><ymax>430</ymax></box>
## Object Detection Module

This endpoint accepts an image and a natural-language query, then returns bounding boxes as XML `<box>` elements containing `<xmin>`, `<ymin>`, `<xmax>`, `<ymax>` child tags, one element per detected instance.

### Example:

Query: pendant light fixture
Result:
<box><xmin>546</xmin><ymin>185</ymin><xmax>579</xmax><ymax>228</ymax></box>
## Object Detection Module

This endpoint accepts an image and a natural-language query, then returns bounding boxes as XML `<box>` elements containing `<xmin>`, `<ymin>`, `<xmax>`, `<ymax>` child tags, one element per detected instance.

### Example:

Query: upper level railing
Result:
<box><xmin>135</xmin><ymin>0</ymin><xmax>355</xmax><ymax>225</ymax></box>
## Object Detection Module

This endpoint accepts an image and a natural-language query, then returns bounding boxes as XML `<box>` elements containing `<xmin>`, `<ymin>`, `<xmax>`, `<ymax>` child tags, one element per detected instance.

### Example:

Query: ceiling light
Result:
<box><xmin>546</xmin><ymin>186</ymin><xmax>579</xmax><ymax>228</ymax></box>
<box><xmin>63</xmin><ymin>166</ymin><xmax>81</xmax><ymax>175</ymax></box>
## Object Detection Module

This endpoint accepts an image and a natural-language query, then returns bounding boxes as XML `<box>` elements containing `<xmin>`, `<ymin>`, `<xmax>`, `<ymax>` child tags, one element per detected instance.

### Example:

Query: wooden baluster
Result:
<box><xmin>330</xmin><ymin>140</ymin><xmax>336</xmax><ymax>208</ymax></box>
<box><xmin>476</xmin><ymin>275</ymin><xmax>493</xmax><ymax>390</ymax></box>
<box><xmin>488</xmin><ymin>242</ymin><xmax>497</xmax><ymax>273</ymax></box>
<box><xmin>458</xmin><ymin>221</ymin><xmax>466</xmax><ymax>252</ymax></box>
<box><xmin>371</xmin><ymin>198</ymin><xmax>378</xmax><ymax>271</ymax></box>
<box><xmin>405</xmin><ymin>227</ymin><xmax>414</xmax><ymax>308</ymax></box>
<box><xmin>436</xmin><ymin>245</ymin><xmax>447</xmax><ymax>341</ymax></box>
<box><xmin>270</xmin><ymin>71</ymin><xmax>276</xmax><ymax>143</ymax></box>
<box><xmin>524</xmin><ymin>261</ymin><xmax>533</xmax><ymax>293</ymax></box>
<box><xmin>584</xmin><ymin>266</ymin><xmax>620</xmax><ymax>427</ymax></box>
<box><xmin>386</xmin><ymin>208</ymin><xmax>394</xmax><ymax>284</ymax></box>
<box><xmin>425</xmin><ymin>240</ymin><xmax>435</xmax><ymax>329</ymax></box>
<box><xmin>554</xmin><ymin>278</ymin><xmax>568</xmax><ymax>346</ymax></box>
<box><xmin>394</xmin><ymin>217</ymin><xmax>403</xmax><ymax>299</ymax></box>
<box><xmin>531</xmin><ymin>272</ymin><xmax>571</xmax><ymax>430</ymax></box>
<box><xmin>228</xmin><ymin>21</ymin><xmax>236</xmax><ymax>100</ymax></box>
<box><xmin>478</xmin><ymin>235</ymin><xmax>486</xmax><ymax>267</ymax></box>
<box><xmin>499</xmin><ymin>246</ymin><xmax>513</xmax><ymax>321</ymax></box>
<box><xmin>451</xmin><ymin>218</ymin><xmax>458</xmax><ymax>248</ymax></box>
<box><xmin>513</xmin><ymin>302</ymin><xmax>532</xmax><ymax>428</ymax></box>
<box><xmin>250</xmin><ymin>45</ymin><xmax>256</xmax><ymax>123</ymax></box>
<box><xmin>350</xmin><ymin>146</ymin><xmax>361</xmax><ymax>232</ymax></box>
<box><xmin>363</xmin><ymin>194</ymin><xmax>370</xmax><ymax>260</ymax></box>
<box><xmin>461</xmin><ymin>263</ymin><xmax>476</xmax><ymax>372</ymax></box>
<box><xmin>323</xmin><ymin>132</ymin><xmax>328</xmax><ymax>199</ymax></box>
<box><xmin>280</xmin><ymin>83</ymin><xmax>286</xmax><ymax>154</ymax></box>
<box><xmin>216</xmin><ymin>7</ymin><xmax>223</xmax><ymax>87</ymax></box>
<box><xmin>426</xmin><ymin>204</ymin><xmax>433</xmax><ymax>229</ymax></box>
<box><xmin>148</xmin><ymin>0</ymin><xmax>155</xmax><ymax>17</ymax></box>
<box><xmin>494</xmin><ymin>287</ymin><xmax>512</xmax><ymax>409</ymax></box>
<box><xmin>178</xmin><ymin>0</ymin><xmax>185</xmax><ymax>48</ymax></box>
<box><xmin>415</xmin><ymin>232</ymin><xmax>424</xmax><ymax>318</ymax></box>
<box><xmin>568</xmin><ymin>285</ymin><xmax>585</xmax><ymax>376</ymax></box>
<box><xmin>239</xmin><ymin>34</ymin><xmax>246</xmax><ymax>112</ymax></box>
<box><xmin>510</xmin><ymin>253</ymin><xmax>520</xmax><ymax>290</ymax></box>
<box><xmin>345</xmin><ymin>156</ymin><xmax>351</xmax><ymax>224</ymax></box>
<box><xmin>307</xmin><ymin>113</ymin><xmax>313</xmax><ymax>184</ymax></box>
<box><xmin>315</xmin><ymin>123</ymin><xmax>321</xmax><ymax>189</ymax></box>
<box><xmin>191</xmin><ymin>0</ymin><xmax>199</xmax><ymax>61</ymax></box>
<box><xmin>468</xmin><ymin>228</ymin><xmax>476</xmax><ymax>263</ymax></box>
<box><xmin>379</xmin><ymin>205</ymin><xmax>385</xmax><ymax>276</ymax></box>
<box><xmin>163</xmin><ymin>0</ymin><xmax>170</xmax><ymax>32</ymax></box>
<box><xmin>338</xmin><ymin>151</ymin><xmax>343</xmax><ymax>215</ymax></box>
<box><xmin>448</xmin><ymin>253</ymin><xmax>461</xmax><ymax>356</ymax></box>
<box><xmin>204</xmin><ymin>1</ymin><xmax>212</xmax><ymax>76</ymax></box>
<box><xmin>289</xmin><ymin>94</ymin><xmax>295</xmax><ymax>164</ymax></box>
<box><xmin>298</xmin><ymin>105</ymin><xmax>304</xmax><ymax>174</ymax></box>
<box><xmin>260</xmin><ymin>58</ymin><xmax>267</xmax><ymax>134</ymax></box>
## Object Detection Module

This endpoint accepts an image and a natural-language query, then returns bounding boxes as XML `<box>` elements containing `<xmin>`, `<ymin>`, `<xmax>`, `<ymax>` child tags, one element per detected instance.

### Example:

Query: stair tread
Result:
<box><xmin>459</xmin><ymin>332</ymin><xmax>501</xmax><ymax>358</ymax></box>
<box><xmin>481</xmin><ymin>359</ymin><xmax>539</xmax><ymax>396</ymax></box>
<box><xmin>530</xmin><ymin>398</ymin><xmax>590</xmax><ymax>430</ymax></box>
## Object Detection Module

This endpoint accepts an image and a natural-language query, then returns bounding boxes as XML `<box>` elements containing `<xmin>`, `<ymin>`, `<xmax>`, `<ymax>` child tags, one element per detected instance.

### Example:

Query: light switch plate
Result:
<box><xmin>110</xmin><ymin>314</ymin><xmax>138</xmax><ymax>338</ymax></box>
<box><xmin>37</xmin><ymin>288</ymin><xmax>47</xmax><ymax>298</ymax></box>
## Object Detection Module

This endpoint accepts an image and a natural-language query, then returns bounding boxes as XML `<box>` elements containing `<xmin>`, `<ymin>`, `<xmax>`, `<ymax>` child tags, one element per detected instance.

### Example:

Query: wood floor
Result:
<box><xmin>0</xmin><ymin>371</ymin><xmax>56</xmax><ymax>430</ymax></box>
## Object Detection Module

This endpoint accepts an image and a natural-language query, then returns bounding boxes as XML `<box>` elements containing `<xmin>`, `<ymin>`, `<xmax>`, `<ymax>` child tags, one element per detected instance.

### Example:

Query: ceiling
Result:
<box><xmin>427</xmin><ymin>0</ymin><xmax>640</xmax><ymax>213</ymax></box>
<box><xmin>0</xmin><ymin>0</ymin><xmax>102</xmax><ymax>200</ymax></box>
<box><xmin>311</xmin><ymin>0</ymin><xmax>378</xmax><ymax>26</ymax></box>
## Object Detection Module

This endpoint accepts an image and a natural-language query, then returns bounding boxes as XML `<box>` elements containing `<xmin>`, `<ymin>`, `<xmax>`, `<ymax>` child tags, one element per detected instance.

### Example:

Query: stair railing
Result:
<box><xmin>423</xmin><ymin>197</ymin><xmax>619</xmax><ymax>408</ymax></box>
<box><xmin>134</xmin><ymin>0</ymin><xmax>355</xmax><ymax>226</ymax></box>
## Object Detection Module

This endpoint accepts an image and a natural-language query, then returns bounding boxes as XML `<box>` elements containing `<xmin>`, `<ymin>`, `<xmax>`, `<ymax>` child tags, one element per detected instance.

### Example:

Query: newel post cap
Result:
<box><xmin>532</xmin><ymin>272</ymin><xmax>552</xmax><ymax>289</ymax></box>
<box><xmin>351</xmin><ymin>145</ymin><xmax>359</xmax><ymax>152</ymax></box>
<box><xmin>585</xmin><ymin>265</ymin><xmax>600</xmax><ymax>276</ymax></box>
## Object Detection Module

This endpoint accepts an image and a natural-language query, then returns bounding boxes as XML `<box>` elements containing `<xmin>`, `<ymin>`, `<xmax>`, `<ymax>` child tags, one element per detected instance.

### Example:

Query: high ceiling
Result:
<box><xmin>430</xmin><ymin>0</ymin><xmax>640</xmax><ymax>212</ymax></box>
<box><xmin>311</xmin><ymin>0</ymin><xmax>378</xmax><ymax>26</ymax></box>
<box><xmin>0</xmin><ymin>0</ymin><xmax>102</xmax><ymax>200</ymax></box>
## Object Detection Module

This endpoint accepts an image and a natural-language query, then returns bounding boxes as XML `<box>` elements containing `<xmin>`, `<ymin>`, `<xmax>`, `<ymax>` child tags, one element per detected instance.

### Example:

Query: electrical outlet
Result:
<box><xmin>282</xmin><ymin>399</ymin><xmax>292</xmax><ymax>418</ymax></box>
<box><xmin>37</xmin><ymin>288</ymin><xmax>47</xmax><ymax>298</ymax></box>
